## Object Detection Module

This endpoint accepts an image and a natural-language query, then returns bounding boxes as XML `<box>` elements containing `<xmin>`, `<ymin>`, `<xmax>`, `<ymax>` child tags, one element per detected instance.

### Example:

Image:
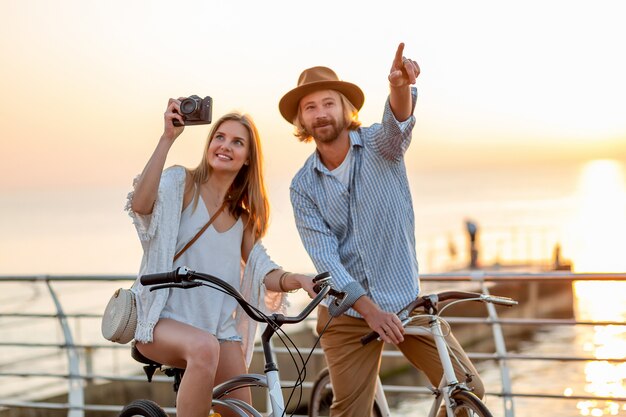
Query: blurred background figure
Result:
<box><xmin>464</xmin><ymin>218</ymin><xmax>479</xmax><ymax>269</ymax></box>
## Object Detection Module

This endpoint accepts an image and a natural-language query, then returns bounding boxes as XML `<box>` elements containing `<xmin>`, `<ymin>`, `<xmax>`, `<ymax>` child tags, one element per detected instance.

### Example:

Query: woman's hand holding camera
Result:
<box><xmin>162</xmin><ymin>98</ymin><xmax>186</xmax><ymax>143</ymax></box>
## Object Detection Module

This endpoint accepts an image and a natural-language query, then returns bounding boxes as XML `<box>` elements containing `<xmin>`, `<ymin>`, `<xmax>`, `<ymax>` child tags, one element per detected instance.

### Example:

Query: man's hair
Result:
<box><xmin>292</xmin><ymin>91</ymin><xmax>362</xmax><ymax>143</ymax></box>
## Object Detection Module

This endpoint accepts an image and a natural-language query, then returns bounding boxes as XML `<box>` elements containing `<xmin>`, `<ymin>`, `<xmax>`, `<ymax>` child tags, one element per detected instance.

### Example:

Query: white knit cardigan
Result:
<box><xmin>125</xmin><ymin>165</ymin><xmax>287</xmax><ymax>365</ymax></box>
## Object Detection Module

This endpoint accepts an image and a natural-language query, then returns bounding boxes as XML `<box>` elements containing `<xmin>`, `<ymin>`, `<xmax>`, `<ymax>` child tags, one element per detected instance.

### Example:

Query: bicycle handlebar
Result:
<box><xmin>360</xmin><ymin>291</ymin><xmax>517</xmax><ymax>345</ymax></box>
<box><xmin>140</xmin><ymin>267</ymin><xmax>341</xmax><ymax>326</ymax></box>
<box><xmin>141</xmin><ymin>266</ymin><xmax>191</xmax><ymax>286</ymax></box>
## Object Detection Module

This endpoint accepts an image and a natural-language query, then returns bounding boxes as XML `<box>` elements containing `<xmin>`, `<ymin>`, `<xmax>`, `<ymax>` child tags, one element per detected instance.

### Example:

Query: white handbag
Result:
<box><xmin>101</xmin><ymin>288</ymin><xmax>137</xmax><ymax>344</ymax></box>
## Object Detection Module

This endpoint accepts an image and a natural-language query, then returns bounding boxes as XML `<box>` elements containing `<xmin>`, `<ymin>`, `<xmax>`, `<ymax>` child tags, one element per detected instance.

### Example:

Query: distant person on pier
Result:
<box><xmin>465</xmin><ymin>218</ymin><xmax>480</xmax><ymax>269</ymax></box>
<box><xmin>280</xmin><ymin>43</ymin><xmax>484</xmax><ymax>417</ymax></box>
<box><xmin>126</xmin><ymin>101</ymin><xmax>316</xmax><ymax>417</ymax></box>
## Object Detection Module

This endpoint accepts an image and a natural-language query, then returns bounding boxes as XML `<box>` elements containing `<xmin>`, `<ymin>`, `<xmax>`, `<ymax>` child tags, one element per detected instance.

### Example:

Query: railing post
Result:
<box><xmin>84</xmin><ymin>346</ymin><xmax>94</xmax><ymax>386</ymax></box>
<box><xmin>480</xmin><ymin>280</ymin><xmax>515</xmax><ymax>417</ymax></box>
<box><xmin>44</xmin><ymin>278</ymin><xmax>85</xmax><ymax>417</ymax></box>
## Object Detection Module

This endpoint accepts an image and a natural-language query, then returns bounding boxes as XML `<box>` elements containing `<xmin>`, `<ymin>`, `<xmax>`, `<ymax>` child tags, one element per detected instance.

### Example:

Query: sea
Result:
<box><xmin>2</xmin><ymin>161</ymin><xmax>613</xmax><ymax>276</ymax></box>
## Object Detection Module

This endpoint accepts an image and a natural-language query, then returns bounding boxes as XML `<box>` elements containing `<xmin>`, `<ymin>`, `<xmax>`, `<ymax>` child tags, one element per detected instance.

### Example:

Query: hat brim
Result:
<box><xmin>279</xmin><ymin>80</ymin><xmax>364</xmax><ymax>124</ymax></box>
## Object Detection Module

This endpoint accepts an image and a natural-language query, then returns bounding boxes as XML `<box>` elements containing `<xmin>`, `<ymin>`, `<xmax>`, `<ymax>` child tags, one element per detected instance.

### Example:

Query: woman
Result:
<box><xmin>126</xmin><ymin>98</ymin><xmax>316</xmax><ymax>417</ymax></box>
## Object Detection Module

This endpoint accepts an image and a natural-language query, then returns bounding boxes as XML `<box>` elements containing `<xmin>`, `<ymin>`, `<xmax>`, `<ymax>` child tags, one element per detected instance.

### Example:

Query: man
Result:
<box><xmin>280</xmin><ymin>43</ymin><xmax>484</xmax><ymax>417</ymax></box>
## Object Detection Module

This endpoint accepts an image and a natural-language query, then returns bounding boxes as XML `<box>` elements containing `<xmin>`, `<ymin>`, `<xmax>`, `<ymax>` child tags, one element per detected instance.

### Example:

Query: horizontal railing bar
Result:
<box><xmin>420</xmin><ymin>273</ymin><xmax>626</xmax><ymax>282</ymax></box>
<box><xmin>0</xmin><ymin>371</ymin><xmax>319</xmax><ymax>389</ymax></box>
<box><xmin>445</xmin><ymin>317</ymin><xmax>626</xmax><ymax>326</ymax></box>
<box><xmin>2</xmin><ymin>313</ymin><xmax>623</xmax><ymax>329</ymax></box>
<box><xmin>0</xmin><ymin>342</ymin><xmax>129</xmax><ymax>349</ymax></box>
<box><xmin>0</xmin><ymin>372</ymin><xmax>168</xmax><ymax>382</ymax></box>
<box><xmin>379</xmin><ymin>350</ymin><xmax>626</xmax><ymax>363</ymax></box>
<box><xmin>0</xmin><ymin>400</ymin><xmax>70</xmax><ymax>410</ymax></box>
<box><xmin>0</xmin><ymin>313</ymin><xmax>101</xmax><ymax>319</ymax></box>
<box><xmin>467</xmin><ymin>352</ymin><xmax>626</xmax><ymax>363</ymax></box>
<box><xmin>0</xmin><ymin>275</ymin><xmax>136</xmax><ymax>282</ymax></box>
<box><xmin>0</xmin><ymin>400</ymin><xmax>177</xmax><ymax>414</ymax></box>
<box><xmin>3</xmin><ymin>391</ymin><xmax>624</xmax><ymax>412</ymax></box>
<box><xmin>488</xmin><ymin>392</ymin><xmax>626</xmax><ymax>402</ymax></box>
<box><xmin>261</xmin><ymin>347</ymin><xmax>626</xmax><ymax>363</ymax></box>
<box><xmin>382</xmin><ymin>387</ymin><xmax>626</xmax><ymax>403</ymax></box>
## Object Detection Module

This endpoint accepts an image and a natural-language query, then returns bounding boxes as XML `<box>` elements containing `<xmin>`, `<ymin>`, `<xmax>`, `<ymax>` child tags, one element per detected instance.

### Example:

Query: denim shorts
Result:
<box><xmin>218</xmin><ymin>335</ymin><xmax>243</xmax><ymax>343</ymax></box>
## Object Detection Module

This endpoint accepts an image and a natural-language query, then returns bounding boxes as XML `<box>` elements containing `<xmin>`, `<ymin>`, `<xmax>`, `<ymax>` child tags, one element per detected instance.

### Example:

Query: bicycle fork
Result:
<box><xmin>262</xmin><ymin>326</ymin><xmax>285</xmax><ymax>417</ymax></box>
<box><xmin>430</xmin><ymin>317</ymin><xmax>461</xmax><ymax>417</ymax></box>
<box><xmin>266</xmin><ymin>368</ymin><xmax>285</xmax><ymax>417</ymax></box>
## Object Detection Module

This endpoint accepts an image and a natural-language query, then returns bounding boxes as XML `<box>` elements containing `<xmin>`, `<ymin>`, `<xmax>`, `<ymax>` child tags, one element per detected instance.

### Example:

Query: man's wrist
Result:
<box><xmin>353</xmin><ymin>296</ymin><xmax>380</xmax><ymax>318</ymax></box>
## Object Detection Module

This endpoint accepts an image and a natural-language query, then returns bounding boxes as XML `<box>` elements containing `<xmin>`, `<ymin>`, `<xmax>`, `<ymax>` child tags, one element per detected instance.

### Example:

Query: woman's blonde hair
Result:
<box><xmin>292</xmin><ymin>91</ymin><xmax>361</xmax><ymax>143</ymax></box>
<box><xmin>188</xmin><ymin>112</ymin><xmax>269</xmax><ymax>240</ymax></box>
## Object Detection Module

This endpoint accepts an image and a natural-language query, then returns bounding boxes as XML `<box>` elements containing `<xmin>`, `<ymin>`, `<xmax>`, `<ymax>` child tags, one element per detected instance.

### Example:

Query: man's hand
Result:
<box><xmin>354</xmin><ymin>296</ymin><xmax>405</xmax><ymax>344</ymax></box>
<box><xmin>388</xmin><ymin>42</ymin><xmax>420</xmax><ymax>88</ymax></box>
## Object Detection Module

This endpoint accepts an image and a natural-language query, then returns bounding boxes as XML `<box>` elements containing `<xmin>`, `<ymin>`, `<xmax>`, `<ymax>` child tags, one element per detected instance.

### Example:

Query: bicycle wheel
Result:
<box><xmin>119</xmin><ymin>399</ymin><xmax>168</xmax><ymax>417</ymax></box>
<box><xmin>309</xmin><ymin>368</ymin><xmax>381</xmax><ymax>417</ymax></box>
<box><xmin>449</xmin><ymin>390</ymin><xmax>493</xmax><ymax>417</ymax></box>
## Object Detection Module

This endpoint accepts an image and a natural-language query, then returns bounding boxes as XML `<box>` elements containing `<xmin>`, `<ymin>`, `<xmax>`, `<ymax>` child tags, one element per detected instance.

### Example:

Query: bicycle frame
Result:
<box><xmin>310</xmin><ymin>291</ymin><xmax>515</xmax><ymax>417</ymax></box>
<box><xmin>372</xmin><ymin>315</ymin><xmax>481</xmax><ymax>417</ymax></box>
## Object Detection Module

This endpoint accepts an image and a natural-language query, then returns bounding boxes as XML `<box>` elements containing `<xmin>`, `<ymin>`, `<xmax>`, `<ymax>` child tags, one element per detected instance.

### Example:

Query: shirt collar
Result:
<box><xmin>312</xmin><ymin>130</ymin><xmax>363</xmax><ymax>174</ymax></box>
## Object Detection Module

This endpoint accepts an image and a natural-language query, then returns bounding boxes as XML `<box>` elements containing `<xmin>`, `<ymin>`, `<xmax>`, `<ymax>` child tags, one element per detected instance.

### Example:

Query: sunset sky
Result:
<box><xmin>2</xmin><ymin>0</ymin><xmax>625</xmax><ymax>188</ymax></box>
<box><xmin>1</xmin><ymin>0</ymin><xmax>625</xmax><ymax>274</ymax></box>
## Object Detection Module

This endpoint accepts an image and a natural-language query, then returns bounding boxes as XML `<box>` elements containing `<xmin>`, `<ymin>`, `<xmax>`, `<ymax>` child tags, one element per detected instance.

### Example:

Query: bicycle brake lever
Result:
<box><xmin>328</xmin><ymin>288</ymin><xmax>345</xmax><ymax>299</ymax></box>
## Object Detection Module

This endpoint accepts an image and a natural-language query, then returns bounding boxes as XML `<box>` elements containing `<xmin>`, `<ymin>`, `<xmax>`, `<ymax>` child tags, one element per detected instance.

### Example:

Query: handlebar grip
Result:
<box><xmin>361</xmin><ymin>331</ymin><xmax>380</xmax><ymax>345</ymax></box>
<box><xmin>486</xmin><ymin>295</ymin><xmax>518</xmax><ymax>306</ymax></box>
<box><xmin>140</xmin><ymin>267</ymin><xmax>189</xmax><ymax>286</ymax></box>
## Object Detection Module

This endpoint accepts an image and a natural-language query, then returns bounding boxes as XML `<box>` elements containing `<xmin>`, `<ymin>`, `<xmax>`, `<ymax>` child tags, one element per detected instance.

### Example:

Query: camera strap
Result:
<box><xmin>173</xmin><ymin>200</ymin><xmax>228</xmax><ymax>262</ymax></box>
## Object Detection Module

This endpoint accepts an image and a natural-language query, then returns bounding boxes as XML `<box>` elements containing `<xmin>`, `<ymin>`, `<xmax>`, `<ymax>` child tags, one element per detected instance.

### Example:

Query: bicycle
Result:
<box><xmin>118</xmin><ymin>266</ymin><xmax>349</xmax><ymax>417</ymax></box>
<box><xmin>308</xmin><ymin>291</ymin><xmax>518</xmax><ymax>417</ymax></box>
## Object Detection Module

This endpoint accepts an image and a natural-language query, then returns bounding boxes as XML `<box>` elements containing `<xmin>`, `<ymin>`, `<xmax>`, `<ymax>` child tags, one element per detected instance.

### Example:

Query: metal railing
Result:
<box><xmin>0</xmin><ymin>272</ymin><xmax>625</xmax><ymax>416</ymax></box>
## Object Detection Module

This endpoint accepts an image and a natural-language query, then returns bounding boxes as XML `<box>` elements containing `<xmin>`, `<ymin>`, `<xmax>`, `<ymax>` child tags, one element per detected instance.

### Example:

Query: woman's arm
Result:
<box><xmin>264</xmin><ymin>269</ymin><xmax>316</xmax><ymax>298</ymax></box>
<box><xmin>131</xmin><ymin>98</ymin><xmax>186</xmax><ymax>215</ymax></box>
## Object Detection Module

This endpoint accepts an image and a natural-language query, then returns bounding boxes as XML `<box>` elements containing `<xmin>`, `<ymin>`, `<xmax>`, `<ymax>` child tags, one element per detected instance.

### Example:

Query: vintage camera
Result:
<box><xmin>173</xmin><ymin>95</ymin><xmax>213</xmax><ymax>126</ymax></box>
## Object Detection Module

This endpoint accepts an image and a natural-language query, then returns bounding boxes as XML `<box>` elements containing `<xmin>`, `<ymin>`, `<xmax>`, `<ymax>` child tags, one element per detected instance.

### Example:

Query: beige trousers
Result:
<box><xmin>316</xmin><ymin>306</ymin><xmax>484</xmax><ymax>417</ymax></box>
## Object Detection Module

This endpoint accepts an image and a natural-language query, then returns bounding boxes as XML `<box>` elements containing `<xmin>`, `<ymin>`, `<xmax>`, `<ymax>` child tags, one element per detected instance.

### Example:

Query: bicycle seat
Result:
<box><xmin>131</xmin><ymin>341</ymin><xmax>162</xmax><ymax>383</ymax></box>
<box><xmin>131</xmin><ymin>341</ymin><xmax>184</xmax><ymax>389</ymax></box>
<box><xmin>131</xmin><ymin>341</ymin><xmax>162</xmax><ymax>367</ymax></box>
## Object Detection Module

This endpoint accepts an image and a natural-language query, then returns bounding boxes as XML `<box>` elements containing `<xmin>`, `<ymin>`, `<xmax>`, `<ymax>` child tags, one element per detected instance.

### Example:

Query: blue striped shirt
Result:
<box><xmin>290</xmin><ymin>87</ymin><xmax>420</xmax><ymax>317</ymax></box>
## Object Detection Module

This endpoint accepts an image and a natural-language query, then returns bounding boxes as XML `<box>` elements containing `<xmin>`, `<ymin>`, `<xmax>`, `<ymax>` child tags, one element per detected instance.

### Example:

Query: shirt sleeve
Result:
<box><xmin>369</xmin><ymin>86</ymin><xmax>418</xmax><ymax>161</ymax></box>
<box><xmin>239</xmin><ymin>241</ymin><xmax>287</xmax><ymax>366</ymax></box>
<box><xmin>124</xmin><ymin>166</ymin><xmax>184</xmax><ymax>242</ymax></box>
<box><xmin>290</xmin><ymin>183</ymin><xmax>366</xmax><ymax>295</ymax></box>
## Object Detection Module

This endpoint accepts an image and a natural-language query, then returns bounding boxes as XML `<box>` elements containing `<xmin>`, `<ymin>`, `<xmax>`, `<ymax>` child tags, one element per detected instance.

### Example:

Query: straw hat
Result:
<box><xmin>279</xmin><ymin>66</ymin><xmax>364</xmax><ymax>124</ymax></box>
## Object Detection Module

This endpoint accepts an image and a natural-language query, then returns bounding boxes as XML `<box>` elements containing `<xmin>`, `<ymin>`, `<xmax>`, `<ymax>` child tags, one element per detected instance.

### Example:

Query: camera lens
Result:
<box><xmin>180</xmin><ymin>97</ymin><xmax>198</xmax><ymax>115</ymax></box>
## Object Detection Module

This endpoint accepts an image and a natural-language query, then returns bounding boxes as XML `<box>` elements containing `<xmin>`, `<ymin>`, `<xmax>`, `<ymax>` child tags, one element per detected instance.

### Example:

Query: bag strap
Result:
<box><xmin>173</xmin><ymin>200</ymin><xmax>228</xmax><ymax>262</ymax></box>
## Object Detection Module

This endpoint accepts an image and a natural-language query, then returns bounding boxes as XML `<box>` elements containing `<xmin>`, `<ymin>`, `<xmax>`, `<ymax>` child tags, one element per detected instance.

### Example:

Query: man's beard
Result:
<box><xmin>307</xmin><ymin>117</ymin><xmax>345</xmax><ymax>143</ymax></box>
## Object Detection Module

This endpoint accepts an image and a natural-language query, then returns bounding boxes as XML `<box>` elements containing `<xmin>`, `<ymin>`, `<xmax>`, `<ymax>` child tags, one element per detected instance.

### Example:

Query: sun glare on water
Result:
<box><xmin>568</xmin><ymin>160</ymin><xmax>626</xmax><ymax>416</ymax></box>
<box><xmin>570</xmin><ymin>159</ymin><xmax>626</xmax><ymax>273</ymax></box>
